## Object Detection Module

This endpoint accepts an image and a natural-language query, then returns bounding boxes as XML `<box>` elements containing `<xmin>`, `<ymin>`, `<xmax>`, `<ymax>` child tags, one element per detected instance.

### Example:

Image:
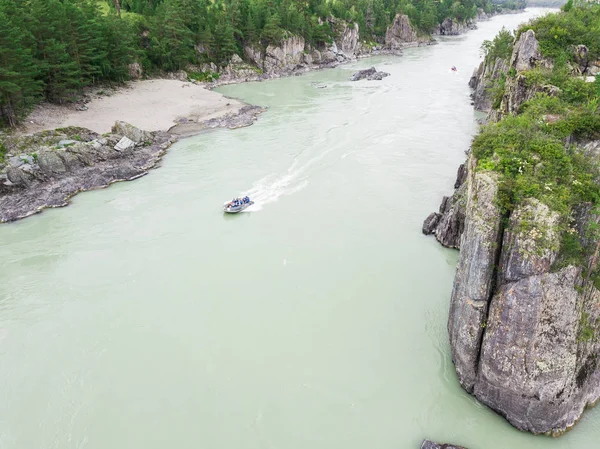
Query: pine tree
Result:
<box><xmin>211</xmin><ymin>20</ymin><xmax>239</xmax><ymax>66</ymax></box>
<box><xmin>149</xmin><ymin>0</ymin><xmax>195</xmax><ymax>71</ymax></box>
<box><xmin>0</xmin><ymin>8</ymin><xmax>42</xmax><ymax>126</ymax></box>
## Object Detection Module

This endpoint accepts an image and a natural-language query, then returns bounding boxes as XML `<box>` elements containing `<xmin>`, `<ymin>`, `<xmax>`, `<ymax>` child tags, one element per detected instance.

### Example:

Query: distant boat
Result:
<box><xmin>223</xmin><ymin>197</ymin><xmax>254</xmax><ymax>214</ymax></box>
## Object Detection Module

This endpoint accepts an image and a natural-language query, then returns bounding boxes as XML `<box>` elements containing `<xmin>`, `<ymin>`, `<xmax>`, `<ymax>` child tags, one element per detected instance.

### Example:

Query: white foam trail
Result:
<box><xmin>242</xmin><ymin>134</ymin><xmax>347</xmax><ymax>211</ymax></box>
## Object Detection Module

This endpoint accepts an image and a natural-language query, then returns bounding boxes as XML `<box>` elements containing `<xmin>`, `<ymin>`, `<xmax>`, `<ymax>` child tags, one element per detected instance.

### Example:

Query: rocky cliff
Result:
<box><xmin>469</xmin><ymin>29</ymin><xmax>595</xmax><ymax>118</ymax></box>
<box><xmin>198</xmin><ymin>15</ymin><xmax>441</xmax><ymax>86</ymax></box>
<box><xmin>435</xmin><ymin>17</ymin><xmax>476</xmax><ymax>36</ymax></box>
<box><xmin>426</xmin><ymin>151</ymin><xmax>600</xmax><ymax>435</ymax></box>
<box><xmin>424</xmin><ymin>28</ymin><xmax>600</xmax><ymax>435</ymax></box>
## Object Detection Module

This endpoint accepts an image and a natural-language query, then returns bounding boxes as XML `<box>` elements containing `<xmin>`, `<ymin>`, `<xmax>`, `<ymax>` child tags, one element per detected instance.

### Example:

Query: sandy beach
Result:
<box><xmin>22</xmin><ymin>79</ymin><xmax>247</xmax><ymax>135</ymax></box>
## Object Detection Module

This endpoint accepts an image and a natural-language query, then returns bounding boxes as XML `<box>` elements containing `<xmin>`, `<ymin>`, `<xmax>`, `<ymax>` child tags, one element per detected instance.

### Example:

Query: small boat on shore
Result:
<box><xmin>224</xmin><ymin>196</ymin><xmax>254</xmax><ymax>214</ymax></box>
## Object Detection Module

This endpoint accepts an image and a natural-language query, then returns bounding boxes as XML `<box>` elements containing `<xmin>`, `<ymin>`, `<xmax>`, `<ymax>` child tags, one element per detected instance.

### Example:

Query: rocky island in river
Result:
<box><xmin>424</xmin><ymin>3</ymin><xmax>600</xmax><ymax>436</ymax></box>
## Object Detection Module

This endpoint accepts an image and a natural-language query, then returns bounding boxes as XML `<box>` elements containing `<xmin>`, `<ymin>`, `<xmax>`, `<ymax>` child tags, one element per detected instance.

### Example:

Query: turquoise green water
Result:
<box><xmin>1</xmin><ymin>8</ymin><xmax>598</xmax><ymax>448</ymax></box>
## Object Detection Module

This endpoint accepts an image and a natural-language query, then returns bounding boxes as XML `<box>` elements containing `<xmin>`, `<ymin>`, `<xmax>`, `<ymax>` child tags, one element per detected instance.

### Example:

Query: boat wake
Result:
<box><xmin>243</xmin><ymin>134</ymin><xmax>348</xmax><ymax>211</ymax></box>
<box><xmin>243</xmin><ymin>172</ymin><xmax>309</xmax><ymax>211</ymax></box>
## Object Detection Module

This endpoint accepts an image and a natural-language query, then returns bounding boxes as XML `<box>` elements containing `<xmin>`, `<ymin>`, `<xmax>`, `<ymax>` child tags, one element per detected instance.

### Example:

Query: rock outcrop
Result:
<box><xmin>469</xmin><ymin>57</ymin><xmax>509</xmax><ymax>112</ymax></box>
<box><xmin>385</xmin><ymin>14</ymin><xmax>418</xmax><ymax>49</ymax></box>
<box><xmin>0</xmin><ymin>106</ymin><xmax>264</xmax><ymax>221</ymax></box>
<box><xmin>422</xmin><ymin>163</ymin><xmax>467</xmax><ymax>248</ymax></box>
<box><xmin>469</xmin><ymin>30</ymin><xmax>558</xmax><ymax>119</ymax></box>
<box><xmin>0</xmin><ymin>124</ymin><xmax>175</xmax><ymax>222</ymax></box>
<box><xmin>351</xmin><ymin>67</ymin><xmax>390</xmax><ymax>81</ymax></box>
<box><xmin>425</xmin><ymin>143</ymin><xmax>600</xmax><ymax>434</ymax></box>
<box><xmin>243</xmin><ymin>36</ymin><xmax>307</xmax><ymax>74</ymax></box>
<box><xmin>435</xmin><ymin>17</ymin><xmax>476</xmax><ymax>36</ymax></box>
<box><xmin>448</xmin><ymin>157</ymin><xmax>503</xmax><ymax>392</ymax></box>
<box><xmin>509</xmin><ymin>29</ymin><xmax>551</xmax><ymax>72</ymax></box>
<box><xmin>572</xmin><ymin>44</ymin><xmax>600</xmax><ymax>75</ymax></box>
<box><xmin>336</xmin><ymin>20</ymin><xmax>360</xmax><ymax>56</ymax></box>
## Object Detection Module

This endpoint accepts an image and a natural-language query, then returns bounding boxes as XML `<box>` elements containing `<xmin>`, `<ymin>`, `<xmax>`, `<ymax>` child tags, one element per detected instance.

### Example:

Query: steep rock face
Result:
<box><xmin>508</xmin><ymin>29</ymin><xmax>553</xmax><ymax>74</ymax></box>
<box><xmin>448</xmin><ymin>159</ymin><xmax>503</xmax><ymax>392</ymax></box>
<box><xmin>499</xmin><ymin>74</ymin><xmax>561</xmax><ymax>116</ymax></box>
<box><xmin>244</xmin><ymin>36</ymin><xmax>308</xmax><ymax>74</ymax></box>
<box><xmin>264</xmin><ymin>36</ymin><xmax>306</xmax><ymax>73</ymax></box>
<box><xmin>426</xmin><ymin>156</ymin><xmax>600</xmax><ymax>433</ymax></box>
<box><xmin>435</xmin><ymin>17</ymin><xmax>475</xmax><ymax>36</ymax></box>
<box><xmin>497</xmin><ymin>199</ymin><xmax>560</xmax><ymax>283</ymax></box>
<box><xmin>469</xmin><ymin>57</ymin><xmax>509</xmax><ymax>112</ymax></box>
<box><xmin>431</xmin><ymin>18</ymin><xmax>600</xmax><ymax>436</ymax></box>
<box><xmin>385</xmin><ymin>14</ymin><xmax>417</xmax><ymax>49</ymax></box>
<box><xmin>241</xmin><ymin>23</ymin><xmax>364</xmax><ymax>80</ymax></box>
<box><xmin>336</xmin><ymin>21</ymin><xmax>360</xmax><ymax>56</ymax></box>
<box><xmin>474</xmin><ymin>195</ymin><xmax>600</xmax><ymax>434</ymax></box>
<box><xmin>475</xmin><ymin>267</ymin><xmax>587</xmax><ymax>434</ymax></box>
<box><xmin>422</xmin><ymin>163</ymin><xmax>468</xmax><ymax>249</ymax></box>
<box><xmin>471</xmin><ymin>31</ymin><xmax>558</xmax><ymax>121</ymax></box>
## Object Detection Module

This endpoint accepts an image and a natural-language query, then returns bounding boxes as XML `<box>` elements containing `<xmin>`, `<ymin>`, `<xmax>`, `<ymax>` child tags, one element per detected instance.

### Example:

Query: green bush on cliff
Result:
<box><xmin>481</xmin><ymin>27</ymin><xmax>514</xmax><ymax>63</ymax></box>
<box><xmin>474</xmin><ymin>4</ymin><xmax>600</xmax><ymax>274</ymax></box>
<box><xmin>518</xmin><ymin>2</ymin><xmax>600</xmax><ymax>63</ymax></box>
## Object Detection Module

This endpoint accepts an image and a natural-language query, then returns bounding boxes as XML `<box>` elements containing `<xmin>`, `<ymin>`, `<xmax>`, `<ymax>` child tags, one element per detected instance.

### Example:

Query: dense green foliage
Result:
<box><xmin>472</xmin><ymin>3</ymin><xmax>600</xmax><ymax>272</ymax></box>
<box><xmin>481</xmin><ymin>26</ymin><xmax>514</xmax><ymax>63</ymax></box>
<box><xmin>0</xmin><ymin>0</ymin><xmax>136</xmax><ymax>126</ymax></box>
<box><xmin>519</xmin><ymin>0</ymin><xmax>600</xmax><ymax>63</ymax></box>
<box><xmin>1</xmin><ymin>0</ymin><xmax>521</xmax><ymax>127</ymax></box>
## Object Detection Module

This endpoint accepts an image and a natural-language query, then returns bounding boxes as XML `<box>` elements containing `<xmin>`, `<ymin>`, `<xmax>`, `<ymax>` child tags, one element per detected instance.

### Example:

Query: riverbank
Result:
<box><xmin>203</xmin><ymin>9</ymin><xmax>524</xmax><ymax>89</ymax></box>
<box><xmin>0</xmin><ymin>8</ymin><xmax>523</xmax><ymax>224</ymax></box>
<box><xmin>1</xmin><ymin>80</ymin><xmax>264</xmax><ymax>222</ymax></box>
<box><xmin>19</xmin><ymin>79</ymin><xmax>261</xmax><ymax>137</ymax></box>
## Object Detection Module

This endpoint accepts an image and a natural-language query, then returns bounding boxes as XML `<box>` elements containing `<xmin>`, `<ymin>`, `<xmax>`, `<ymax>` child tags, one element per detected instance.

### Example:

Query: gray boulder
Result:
<box><xmin>38</xmin><ymin>151</ymin><xmax>67</xmax><ymax>175</ymax></box>
<box><xmin>58</xmin><ymin>139</ymin><xmax>77</xmax><ymax>147</ymax></box>
<box><xmin>6</xmin><ymin>167</ymin><xmax>30</xmax><ymax>186</ymax></box>
<box><xmin>422</xmin><ymin>212</ymin><xmax>441</xmax><ymax>235</ymax></box>
<box><xmin>111</xmin><ymin>121</ymin><xmax>151</xmax><ymax>143</ymax></box>
<box><xmin>351</xmin><ymin>67</ymin><xmax>390</xmax><ymax>81</ymax></box>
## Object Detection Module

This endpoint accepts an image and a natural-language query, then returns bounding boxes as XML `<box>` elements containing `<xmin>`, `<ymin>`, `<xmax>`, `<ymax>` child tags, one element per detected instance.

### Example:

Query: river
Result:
<box><xmin>1</xmin><ymin>8</ymin><xmax>598</xmax><ymax>449</ymax></box>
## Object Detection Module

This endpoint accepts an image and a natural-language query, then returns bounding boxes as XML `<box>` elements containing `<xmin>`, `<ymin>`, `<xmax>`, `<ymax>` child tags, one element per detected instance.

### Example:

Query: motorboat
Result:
<box><xmin>224</xmin><ymin>196</ymin><xmax>254</xmax><ymax>214</ymax></box>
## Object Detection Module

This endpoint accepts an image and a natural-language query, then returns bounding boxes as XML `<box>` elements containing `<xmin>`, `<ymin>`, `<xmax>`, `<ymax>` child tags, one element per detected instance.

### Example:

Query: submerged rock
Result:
<box><xmin>421</xmin><ymin>441</ymin><xmax>468</xmax><ymax>449</ymax></box>
<box><xmin>351</xmin><ymin>67</ymin><xmax>390</xmax><ymax>81</ymax></box>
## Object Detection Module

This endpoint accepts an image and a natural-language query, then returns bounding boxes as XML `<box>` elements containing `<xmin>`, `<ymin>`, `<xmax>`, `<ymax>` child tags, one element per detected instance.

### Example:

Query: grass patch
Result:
<box><xmin>188</xmin><ymin>71</ymin><xmax>221</xmax><ymax>82</ymax></box>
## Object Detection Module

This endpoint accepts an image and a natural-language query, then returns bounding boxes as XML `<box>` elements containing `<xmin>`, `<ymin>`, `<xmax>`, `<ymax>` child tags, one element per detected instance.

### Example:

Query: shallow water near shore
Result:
<box><xmin>1</xmin><ymin>8</ymin><xmax>599</xmax><ymax>449</ymax></box>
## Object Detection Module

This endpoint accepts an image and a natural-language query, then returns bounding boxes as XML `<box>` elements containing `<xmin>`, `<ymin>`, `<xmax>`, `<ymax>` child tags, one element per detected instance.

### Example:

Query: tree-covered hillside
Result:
<box><xmin>0</xmin><ymin>0</ymin><xmax>519</xmax><ymax>128</ymax></box>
